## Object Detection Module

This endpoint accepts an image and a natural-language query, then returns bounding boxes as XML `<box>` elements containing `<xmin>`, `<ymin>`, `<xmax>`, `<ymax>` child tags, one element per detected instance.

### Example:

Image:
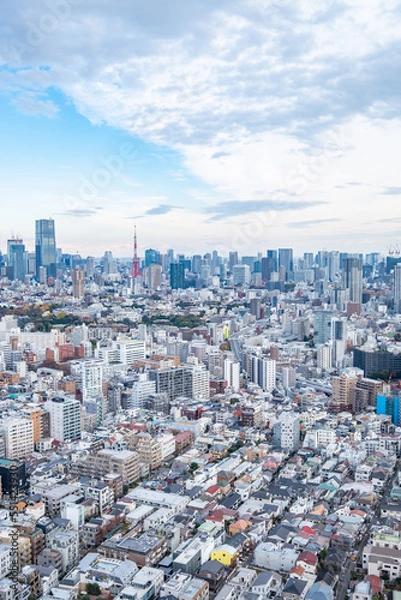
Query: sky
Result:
<box><xmin>0</xmin><ymin>0</ymin><xmax>400</xmax><ymax>258</ymax></box>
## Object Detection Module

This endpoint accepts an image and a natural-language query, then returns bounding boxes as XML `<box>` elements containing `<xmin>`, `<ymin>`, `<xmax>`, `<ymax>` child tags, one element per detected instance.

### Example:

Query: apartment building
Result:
<box><xmin>4</xmin><ymin>417</ymin><xmax>34</xmax><ymax>459</ymax></box>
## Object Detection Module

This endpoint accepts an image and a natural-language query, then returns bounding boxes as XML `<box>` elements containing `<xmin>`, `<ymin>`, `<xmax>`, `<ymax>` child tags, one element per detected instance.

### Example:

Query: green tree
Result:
<box><xmin>86</xmin><ymin>583</ymin><xmax>101</xmax><ymax>596</ymax></box>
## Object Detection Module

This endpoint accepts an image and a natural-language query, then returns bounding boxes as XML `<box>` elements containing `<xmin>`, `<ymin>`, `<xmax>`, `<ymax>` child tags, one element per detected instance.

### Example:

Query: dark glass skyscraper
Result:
<box><xmin>170</xmin><ymin>262</ymin><xmax>185</xmax><ymax>289</ymax></box>
<box><xmin>7</xmin><ymin>238</ymin><xmax>25</xmax><ymax>281</ymax></box>
<box><xmin>267</xmin><ymin>249</ymin><xmax>278</xmax><ymax>271</ymax></box>
<box><xmin>35</xmin><ymin>219</ymin><xmax>56</xmax><ymax>278</ymax></box>
<box><xmin>144</xmin><ymin>248</ymin><xmax>161</xmax><ymax>267</ymax></box>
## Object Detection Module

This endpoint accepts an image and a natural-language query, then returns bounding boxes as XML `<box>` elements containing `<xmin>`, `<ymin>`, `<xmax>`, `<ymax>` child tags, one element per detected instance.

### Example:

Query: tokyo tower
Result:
<box><xmin>131</xmin><ymin>225</ymin><xmax>141</xmax><ymax>278</ymax></box>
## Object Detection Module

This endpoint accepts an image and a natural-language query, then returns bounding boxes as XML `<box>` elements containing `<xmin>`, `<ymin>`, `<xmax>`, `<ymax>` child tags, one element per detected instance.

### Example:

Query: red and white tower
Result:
<box><xmin>131</xmin><ymin>225</ymin><xmax>141</xmax><ymax>278</ymax></box>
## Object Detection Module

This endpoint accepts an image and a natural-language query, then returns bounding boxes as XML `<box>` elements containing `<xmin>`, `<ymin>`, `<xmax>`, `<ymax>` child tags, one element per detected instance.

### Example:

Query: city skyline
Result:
<box><xmin>0</xmin><ymin>218</ymin><xmax>394</xmax><ymax>261</ymax></box>
<box><xmin>0</xmin><ymin>1</ymin><xmax>400</xmax><ymax>256</ymax></box>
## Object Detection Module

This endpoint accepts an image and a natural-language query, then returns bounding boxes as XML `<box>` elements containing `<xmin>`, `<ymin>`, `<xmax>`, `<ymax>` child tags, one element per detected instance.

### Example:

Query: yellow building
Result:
<box><xmin>27</xmin><ymin>409</ymin><xmax>42</xmax><ymax>443</ymax></box>
<box><xmin>211</xmin><ymin>544</ymin><xmax>238</xmax><ymax>567</ymax></box>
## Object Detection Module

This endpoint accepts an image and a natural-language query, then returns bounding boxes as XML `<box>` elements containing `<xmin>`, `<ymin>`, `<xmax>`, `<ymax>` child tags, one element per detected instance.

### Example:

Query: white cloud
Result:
<box><xmin>1</xmin><ymin>0</ymin><xmax>401</xmax><ymax>253</ymax></box>
<box><xmin>12</xmin><ymin>93</ymin><xmax>59</xmax><ymax>117</ymax></box>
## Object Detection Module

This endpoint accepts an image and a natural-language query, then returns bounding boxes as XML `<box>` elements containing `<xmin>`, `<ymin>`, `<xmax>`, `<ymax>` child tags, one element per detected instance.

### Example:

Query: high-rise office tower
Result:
<box><xmin>331</xmin><ymin>317</ymin><xmax>347</xmax><ymax>368</ymax></box>
<box><xmin>211</xmin><ymin>250</ymin><xmax>220</xmax><ymax>272</ymax></box>
<box><xmin>314</xmin><ymin>310</ymin><xmax>332</xmax><ymax>345</ymax></box>
<box><xmin>267</xmin><ymin>249</ymin><xmax>278</xmax><ymax>271</ymax></box>
<box><xmin>170</xmin><ymin>262</ymin><xmax>185</xmax><ymax>289</ymax></box>
<box><xmin>366</xmin><ymin>252</ymin><xmax>380</xmax><ymax>267</ymax></box>
<box><xmin>342</xmin><ymin>257</ymin><xmax>363</xmax><ymax>304</ymax></box>
<box><xmin>7</xmin><ymin>237</ymin><xmax>25</xmax><ymax>281</ymax></box>
<box><xmin>191</xmin><ymin>254</ymin><xmax>202</xmax><ymax>274</ymax></box>
<box><xmin>72</xmin><ymin>267</ymin><xmax>85</xmax><ymax>299</ymax></box>
<box><xmin>144</xmin><ymin>248</ymin><xmax>161</xmax><ymax>267</ymax></box>
<box><xmin>317</xmin><ymin>250</ymin><xmax>328</xmax><ymax>269</ymax></box>
<box><xmin>228</xmin><ymin>251</ymin><xmax>239</xmax><ymax>272</ymax></box>
<box><xmin>339</xmin><ymin>252</ymin><xmax>349</xmax><ymax>269</ymax></box>
<box><xmin>86</xmin><ymin>256</ymin><xmax>95</xmax><ymax>278</ymax></box>
<box><xmin>242</xmin><ymin>256</ymin><xmax>256</xmax><ymax>270</ymax></box>
<box><xmin>146</xmin><ymin>263</ymin><xmax>162</xmax><ymax>290</ymax></box>
<box><xmin>303</xmin><ymin>252</ymin><xmax>314</xmax><ymax>269</ymax></box>
<box><xmin>233</xmin><ymin>264</ymin><xmax>251</xmax><ymax>286</ymax></box>
<box><xmin>35</xmin><ymin>219</ymin><xmax>57</xmax><ymax>278</ymax></box>
<box><xmin>164</xmin><ymin>249</ymin><xmax>174</xmax><ymax>274</ymax></box>
<box><xmin>200</xmin><ymin>263</ymin><xmax>211</xmax><ymax>285</ymax></box>
<box><xmin>278</xmin><ymin>248</ymin><xmax>293</xmax><ymax>281</ymax></box>
<box><xmin>103</xmin><ymin>251</ymin><xmax>116</xmax><ymax>275</ymax></box>
<box><xmin>261</xmin><ymin>256</ymin><xmax>275</xmax><ymax>282</ymax></box>
<box><xmin>328</xmin><ymin>251</ymin><xmax>340</xmax><ymax>281</ymax></box>
<box><xmin>395</xmin><ymin>263</ymin><xmax>401</xmax><ymax>313</ymax></box>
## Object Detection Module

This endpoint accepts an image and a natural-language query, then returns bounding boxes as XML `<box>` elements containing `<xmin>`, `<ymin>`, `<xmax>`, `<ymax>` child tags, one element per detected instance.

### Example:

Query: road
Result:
<box><xmin>336</xmin><ymin>466</ymin><xmax>398</xmax><ymax>600</ymax></box>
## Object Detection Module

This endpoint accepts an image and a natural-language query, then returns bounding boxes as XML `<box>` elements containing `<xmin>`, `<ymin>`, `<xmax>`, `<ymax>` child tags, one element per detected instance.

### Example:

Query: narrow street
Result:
<box><xmin>336</xmin><ymin>467</ymin><xmax>398</xmax><ymax>600</ymax></box>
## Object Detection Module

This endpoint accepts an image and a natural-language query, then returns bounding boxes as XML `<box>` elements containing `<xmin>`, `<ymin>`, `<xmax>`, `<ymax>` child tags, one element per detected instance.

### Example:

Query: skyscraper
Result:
<box><xmin>7</xmin><ymin>237</ymin><xmax>25</xmax><ymax>281</ymax></box>
<box><xmin>233</xmin><ymin>264</ymin><xmax>251</xmax><ymax>286</ymax></box>
<box><xmin>303</xmin><ymin>252</ymin><xmax>314</xmax><ymax>269</ymax></box>
<box><xmin>328</xmin><ymin>251</ymin><xmax>340</xmax><ymax>281</ymax></box>
<box><xmin>267</xmin><ymin>249</ymin><xmax>278</xmax><ymax>271</ymax></box>
<box><xmin>103</xmin><ymin>251</ymin><xmax>116</xmax><ymax>275</ymax></box>
<box><xmin>86</xmin><ymin>256</ymin><xmax>95</xmax><ymax>278</ymax></box>
<box><xmin>331</xmin><ymin>316</ymin><xmax>347</xmax><ymax>368</ymax></box>
<box><xmin>72</xmin><ymin>267</ymin><xmax>85</xmax><ymax>299</ymax></box>
<box><xmin>191</xmin><ymin>254</ymin><xmax>202</xmax><ymax>275</ymax></box>
<box><xmin>261</xmin><ymin>256</ymin><xmax>275</xmax><ymax>282</ymax></box>
<box><xmin>395</xmin><ymin>263</ymin><xmax>401</xmax><ymax>313</ymax></box>
<box><xmin>342</xmin><ymin>257</ymin><xmax>363</xmax><ymax>304</ymax></box>
<box><xmin>144</xmin><ymin>248</ymin><xmax>161</xmax><ymax>267</ymax></box>
<box><xmin>314</xmin><ymin>310</ymin><xmax>332</xmax><ymax>345</ymax></box>
<box><xmin>144</xmin><ymin>263</ymin><xmax>162</xmax><ymax>290</ymax></box>
<box><xmin>278</xmin><ymin>248</ymin><xmax>293</xmax><ymax>281</ymax></box>
<box><xmin>170</xmin><ymin>262</ymin><xmax>185</xmax><ymax>289</ymax></box>
<box><xmin>35</xmin><ymin>219</ymin><xmax>57</xmax><ymax>278</ymax></box>
<box><xmin>228</xmin><ymin>251</ymin><xmax>238</xmax><ymax>272</ymax></box>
